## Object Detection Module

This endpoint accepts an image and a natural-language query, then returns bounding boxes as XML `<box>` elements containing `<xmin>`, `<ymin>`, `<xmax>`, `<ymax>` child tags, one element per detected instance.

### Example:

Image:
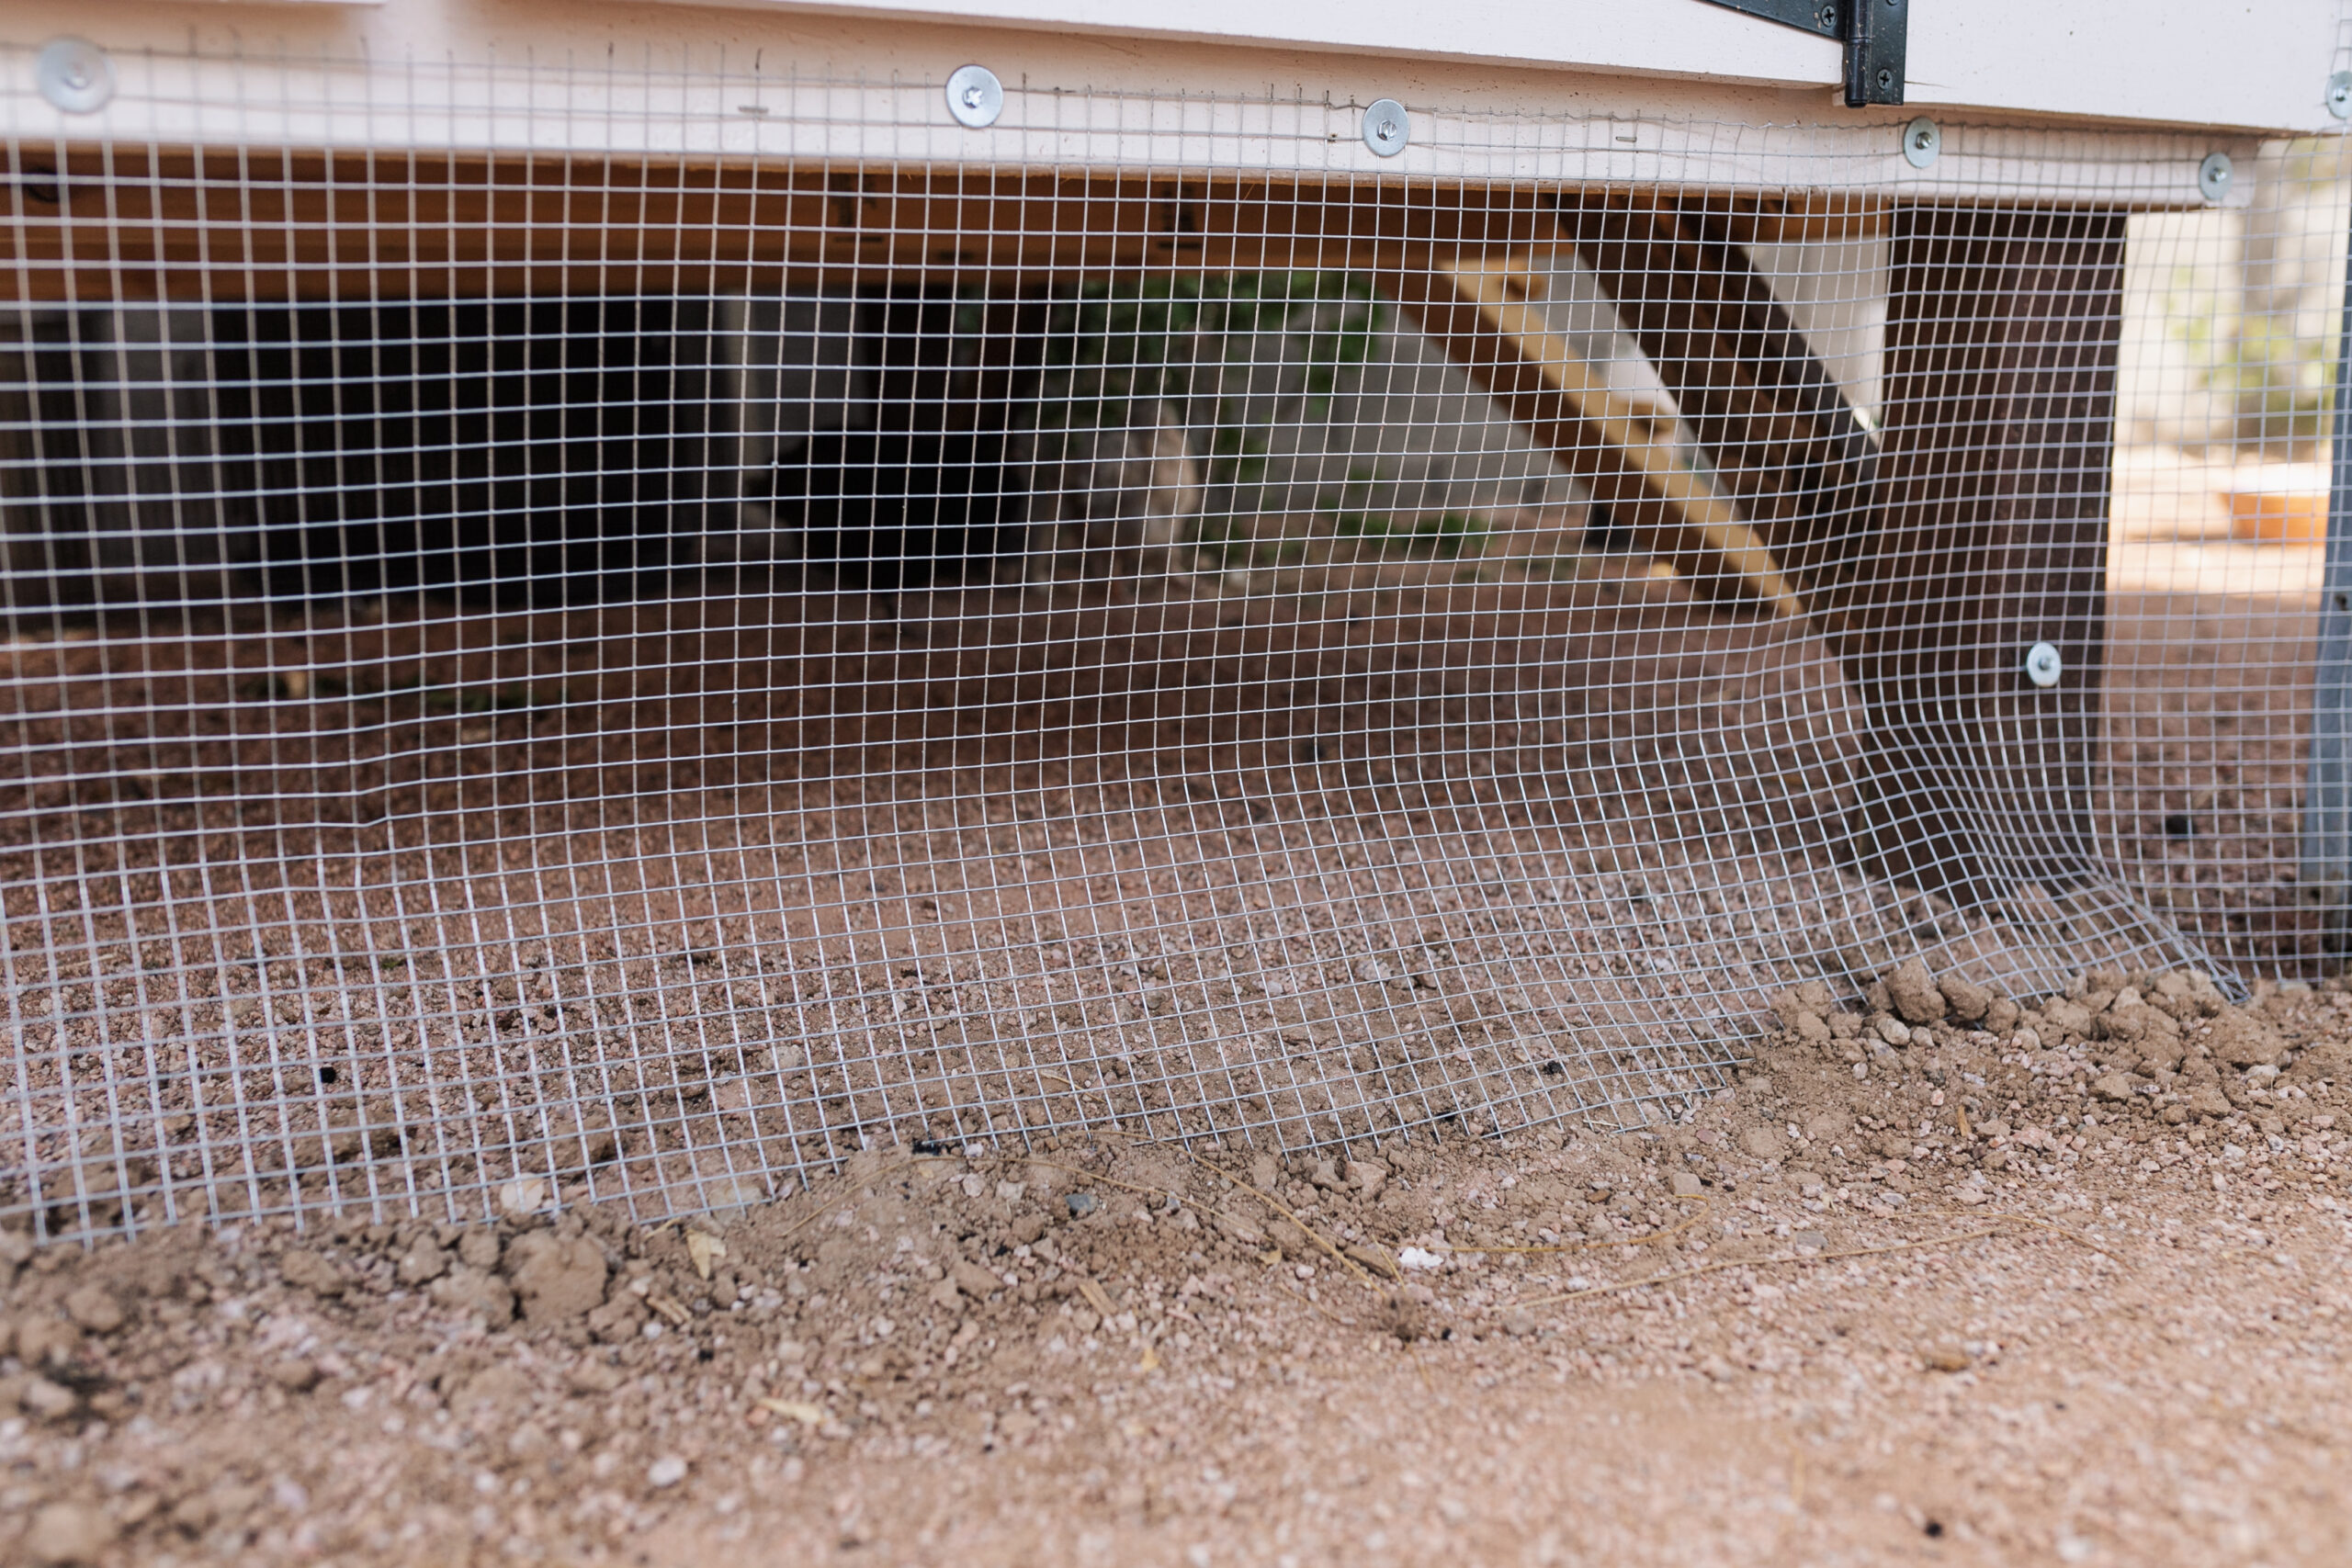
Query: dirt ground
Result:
<box><xmin>3</xmin><ymin>957</ymin><xmax>2347</xmax><ymax>1566</ymax></box>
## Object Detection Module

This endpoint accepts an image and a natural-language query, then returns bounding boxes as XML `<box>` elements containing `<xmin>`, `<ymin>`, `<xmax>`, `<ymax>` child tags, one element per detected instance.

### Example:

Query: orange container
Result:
<box><xmin>2225</xmin><ymin>487</ymin><xmax>2330</xmax><ymax>544</ymax></box>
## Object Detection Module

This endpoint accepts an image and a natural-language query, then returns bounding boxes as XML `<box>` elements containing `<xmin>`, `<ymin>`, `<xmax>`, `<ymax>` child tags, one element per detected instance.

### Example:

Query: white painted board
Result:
<box><xmin>649</xmin><ymin>0</ymin><xmax>2348</xmax><ymax>134</ymax></box>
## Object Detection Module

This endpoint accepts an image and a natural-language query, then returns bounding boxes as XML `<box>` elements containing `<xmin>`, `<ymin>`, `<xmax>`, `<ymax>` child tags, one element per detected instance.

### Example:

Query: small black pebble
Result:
<box><xmin>1923</xmin><ymin>1520</ymin><xmax>1944</xmax><ymax>1539</ymax></box>
<box><xmin>2163</xmin><ymin>812</ymin><xmax>2194</xmax><ymax>839</ymax></box>
<box><xmin>318</xmin><ymin>1066</ymin><xmax>338</xmax><ymax>1084</ymax></box>
<box><xmin>911</xmin><ymin>1138</ymin><xmax>949</xmax><ymax>1156</ymax></box>
<box><xmin>696</xmin><ymin>1347</ymin><xmax>714</xmax><ymax>1362</ymax></box>
<box><xmin>1540</xmin><ymin>1060</ymin><xmax>1566</xmax><ymax>1077</ymax></box>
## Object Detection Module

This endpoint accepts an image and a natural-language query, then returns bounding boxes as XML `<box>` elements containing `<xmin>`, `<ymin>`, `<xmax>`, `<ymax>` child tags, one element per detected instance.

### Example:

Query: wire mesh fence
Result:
<box><xmin>2</xmin><ymin>47</ymin><xmax>2346</xmax><ymax>1241</ymax></box>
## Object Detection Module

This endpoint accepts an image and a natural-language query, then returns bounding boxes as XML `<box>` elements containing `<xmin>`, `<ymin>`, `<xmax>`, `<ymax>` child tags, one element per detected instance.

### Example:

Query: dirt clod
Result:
<box><xmin>394</xmin><ymin>1235</ymin><xmax>450</xmax><ymax>1286</ymax></box>
<box><xmin>18</xmin><ymin>1373</ymin><xmax>76</xmax><ymax>1421</ymax></box>
<box><xmin>1920</xmin><ymin>1343</ymin><xmax>1973</xmax><ymax>1373</ymax></box>
<box><xmin>59</xmin><ymin>1284</ymin><xmax>122</xmax><ymax>1336</ymax></box>
<box><xmin>1885</xmin><ymin>960</ymin><xmax>1948</xmax><ymax>1024</ymax></box>
<box><xmin>425</xmin><ymin>1263</ymin><xmax>514</xmax><ymax>1325</ymax></box>
<box><xmin>22</xmin><ymin>1501</ymin><xmax>112</xmax><ymax>1567</ymax></box>
<box><xmin>504</xmin><ymin>1231</ymin><xmax>610</xmax><ymax>1325</ymax></box>
<box><xmin>1937</xmin><ymin>974</ymin><xmax>1992</xmax><ymax>1021</ymax></box>
<box><xmin>951</xmin><ymin>1259</ymin><xmax>1002</xmax><ymax>1299</ymax></box>
<box><xmin>277</xmin><ymin>1248</ymin><xmax>344</xmax><ymax>1296</ymax></box>
<box><xmin>267</xmin><ymin>1357</ymin><xmax>320</xmax><ymax>1392</ymax></box>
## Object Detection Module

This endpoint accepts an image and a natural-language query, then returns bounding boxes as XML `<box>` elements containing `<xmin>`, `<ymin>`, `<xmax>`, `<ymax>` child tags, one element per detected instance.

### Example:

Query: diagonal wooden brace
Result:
<box><xmin>1382</xmin><ymin>253</ymin><xmax>1806</xmax><ymax>618</ymax></box>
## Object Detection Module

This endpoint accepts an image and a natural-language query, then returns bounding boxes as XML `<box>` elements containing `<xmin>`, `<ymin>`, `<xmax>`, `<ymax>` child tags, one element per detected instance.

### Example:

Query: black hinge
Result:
<box><xmin>1702</xmin><ymin>0</ymin><xmax>1909</xmax><ymax>107</ymax></box>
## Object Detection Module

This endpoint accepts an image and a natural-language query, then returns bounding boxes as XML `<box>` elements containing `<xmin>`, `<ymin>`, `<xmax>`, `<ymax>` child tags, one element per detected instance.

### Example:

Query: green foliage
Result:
<box><xmin>2167</xmin><ymin>259</ymin><xmax>2340</xmax><ymax>447</ymax></box>
<box><xmin>1319</xmin><ymin>469</ymin><xmax>1487</xmax><ymax>558</ymax></box>
<box><xmin>1036</xmin><ymin>272</ymin><xmax>1388</xmax><ymax>499</ymax></box>
<box><xmin>1039</xmin><ymin>270</ymin><xmax>1509</xmax><ymax>561</ymax></box>
<box><xmin>1330</xmin><ymin>509</ymin><xmax>1488</xmax><ymax>558</ymax></box>
<box><xmin>2211</xmin><ymin>311</ymin><xmax>2337</xmax><ymax>445</ymax></box>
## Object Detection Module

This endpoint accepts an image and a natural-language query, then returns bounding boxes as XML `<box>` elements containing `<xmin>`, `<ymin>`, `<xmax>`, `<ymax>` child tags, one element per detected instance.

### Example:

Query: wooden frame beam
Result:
<box><xmin>1382</xmin><ymin>252</ymin><xmax>1805</xmax><ymax>617</ymax></box>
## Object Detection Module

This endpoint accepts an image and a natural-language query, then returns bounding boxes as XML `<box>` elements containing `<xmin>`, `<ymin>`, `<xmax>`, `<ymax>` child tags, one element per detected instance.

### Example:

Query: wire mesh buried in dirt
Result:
<box><xmin>1</xmin><ymin>56</ymin><xmax>2346</xmax><ymax>1240</ymax></box>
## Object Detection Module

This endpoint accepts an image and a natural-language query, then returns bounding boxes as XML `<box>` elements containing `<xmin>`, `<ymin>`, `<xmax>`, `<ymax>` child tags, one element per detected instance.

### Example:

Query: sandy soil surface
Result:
<box><xmin>2100</xmin><ymin>583</ymin><xmax>2327</xmax><ymax>970</ymax></box>
<box><xmin>3</xmin><ymin>958</ymin><xmax>2347</xmax><ymax>1566</ymax></box>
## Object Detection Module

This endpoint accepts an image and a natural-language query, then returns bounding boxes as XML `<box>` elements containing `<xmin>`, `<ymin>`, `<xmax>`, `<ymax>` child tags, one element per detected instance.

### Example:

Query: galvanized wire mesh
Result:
<box><xmin>1</xmin><ymin>46</ymin><xmax>2346</xmax><ymax>1240</ymax></box>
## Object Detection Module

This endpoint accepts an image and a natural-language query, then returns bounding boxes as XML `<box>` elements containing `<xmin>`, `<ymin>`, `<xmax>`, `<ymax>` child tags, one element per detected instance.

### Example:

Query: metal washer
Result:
<box><xmin>37</xmin><ymin>37</ymin><xmax>114</xmax><ymax>115</ymax></box>
<box><xmin>945</xmin><ymin>64</ymin><xmax>1003</xmax><ymax>130</ymax></box>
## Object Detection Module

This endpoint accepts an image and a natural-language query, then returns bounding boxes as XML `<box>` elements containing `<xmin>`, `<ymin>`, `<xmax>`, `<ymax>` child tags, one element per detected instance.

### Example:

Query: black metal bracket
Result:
<box><xmin>1702</xmin><ymin>0</ymin><xmax>1909</xmax><ymax>107</ymax></box>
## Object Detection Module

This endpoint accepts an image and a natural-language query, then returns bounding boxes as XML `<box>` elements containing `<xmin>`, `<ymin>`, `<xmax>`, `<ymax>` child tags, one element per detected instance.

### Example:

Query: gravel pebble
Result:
<box><xmin>268</xmin><ymin>1358</ymin><xmax>321</xmax><ymax>1392</ymax></box>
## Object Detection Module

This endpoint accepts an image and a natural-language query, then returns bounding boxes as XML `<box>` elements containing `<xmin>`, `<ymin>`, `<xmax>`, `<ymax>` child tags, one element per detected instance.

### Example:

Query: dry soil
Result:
<box><xmin>4</xmin><ymin>958</ymin><xmax>2349</xmax><ymax>1566</ymax></box>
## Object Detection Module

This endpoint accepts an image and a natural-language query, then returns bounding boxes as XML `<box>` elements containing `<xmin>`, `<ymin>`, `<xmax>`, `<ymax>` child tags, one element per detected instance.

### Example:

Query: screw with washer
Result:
<box><xmin>944</xmin><ymin>64</ymin><xmax>1003</xmax><ymax>130</ymax></box>
<box><xmin>2023</xmin><ymin>642</ymin><xmax>2064</xmax><ymax>689</ymax></box>
<box><xmin>2330</xmin><ymin>72</ymin><xmax>2352</xmax><ymax>119</ymax></box>
<box><xmin>1363</xmin><ymin>98</ymin><xmax>1409</xmax><ymax>158</ymax></box>
<box><xmin>1901</xmin><ymin>118</ymin><xmax>1939</xmax><ymax>170</ymax></box>
<box><xmin>2198</xmin><ymin>152</ymin><xmax>2233</xmax><ymax>204</ymax></box>
<box><xmin>36</xmin><ymin>37</ymin><xmax>114</xmax><ymax>115</ymax></box>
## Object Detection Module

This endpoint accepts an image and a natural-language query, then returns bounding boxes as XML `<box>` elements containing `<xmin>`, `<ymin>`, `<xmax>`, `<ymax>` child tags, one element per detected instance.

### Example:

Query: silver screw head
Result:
<box><xmin>944</xmin><ymin>64</ymin><xmax>1003</xmax><ymax>130</ymax></box>
<box><xmin>1901</xmin><ymin>117</ymin><xmax>1939</xmax><ymax>170</ymax></box>
<box><xmin>1363</xmin><ymin>98</ymin><xmax>1409</xmax><ymax>158</ymax></box>
<box><xmin>2329</xmin><ymin>72</ymin><xmax>2352</xmax><ymax>119</ymax></box>
<box><xmin>2199</xmin><ymin>152</ymin><xmax>2233</xmax><ymax>204</ymax></box>
<box><xmin>36</xmin><ymin>37</ymin><xmax>114</xmax><ymax>115</ymax></box>
<box><xmin>2024</xmin><ymin>642</ymin><xmax>2064</xmax><ymax>689</ymax></box>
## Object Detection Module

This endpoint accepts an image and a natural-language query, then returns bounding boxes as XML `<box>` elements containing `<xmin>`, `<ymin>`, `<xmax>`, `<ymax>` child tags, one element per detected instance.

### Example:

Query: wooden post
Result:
<box><xmin>1566</xmin><ymin>196</ymin><xmax>2125</xmax><ymax>904</ymax></box>
<box><xmin>2297</xmin><ymin>189</ymin><xmax>2352</xmax><ymax>945</ymax></box>
<box><xmin>1837</xmin><ymin>203</ymin><xmax>2128</xmax><ymax>903</ymax></box>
